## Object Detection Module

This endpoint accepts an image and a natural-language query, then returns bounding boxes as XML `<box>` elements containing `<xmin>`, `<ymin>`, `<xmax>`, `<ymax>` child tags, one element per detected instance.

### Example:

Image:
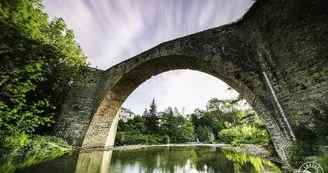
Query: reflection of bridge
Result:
<box><xmin>54</xmin><ymin>0</ymin><xmax>328</xmax><ymax>162</ymax></box>
<box><xmin>75</xmin><ymin>151</ymin><xmax>113</xmax><ymax>173</ymax></box>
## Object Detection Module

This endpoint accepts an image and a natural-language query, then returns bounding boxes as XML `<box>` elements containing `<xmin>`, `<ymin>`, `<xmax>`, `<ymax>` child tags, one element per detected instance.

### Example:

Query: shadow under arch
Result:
<box><xmin>82</xmin><ymin>54</ymin><xmax>288</xmax><ymax>161</ymax></box>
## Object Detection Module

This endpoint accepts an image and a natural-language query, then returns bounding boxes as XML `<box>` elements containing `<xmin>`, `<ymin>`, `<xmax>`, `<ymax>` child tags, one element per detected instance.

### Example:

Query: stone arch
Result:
<box><xmin>80</xmin><ymin>27</ymin><xmax>290</xmax><ymax>160</ymax></box>
<box><xmin>54</xmin><ymin>0</ymin><xmax>328</xmax><ymax>163</ymax></box>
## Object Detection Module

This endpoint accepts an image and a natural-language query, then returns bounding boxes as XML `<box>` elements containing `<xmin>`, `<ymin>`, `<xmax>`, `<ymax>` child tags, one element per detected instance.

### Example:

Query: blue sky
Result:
<box><xmin>43</xmin><ymin>0</ymin><xmax>253</xmax><ymax>114</ymax></box>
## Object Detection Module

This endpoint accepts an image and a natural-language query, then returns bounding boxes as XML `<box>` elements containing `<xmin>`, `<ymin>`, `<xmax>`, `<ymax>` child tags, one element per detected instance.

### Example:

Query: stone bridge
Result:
<box><xmin>54</xmin><ymin>0</ymin><xmax>328</xmax><ymax>161</ymax></box>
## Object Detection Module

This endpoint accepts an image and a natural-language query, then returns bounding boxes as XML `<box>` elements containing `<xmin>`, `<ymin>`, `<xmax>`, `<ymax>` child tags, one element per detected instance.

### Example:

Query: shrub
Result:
<box><xmin>218</xmin><ymin>128</ymin><xmax>238</xmax><ymax>144</ymax></box>
<box><xmin>218</xmin><ymin>124</ymin><xmax>269</xmax><ymax>146</ymax></box>
<box><xmin>288</xmin><ymin>123</ymin><xmax>319</xmax><ymax>167</ymax></box>
<box><xmin>317</xmin><ymin>154</ymin><xmax>328</xmax><ymax>172</ymax></box>
<box><xmin>0</xmin><ymin>133</ymin><xmax>30</xmax><ymax>156</ymax></box>
<box><xmin>162</xmin><ymin>135</ymin><xmax>170</xmax><ymax>144</ymax></box>
<box><xmin>115</xmin><ymin>132</ymin><xmax>167</xmax><ymax>146</ymax></box>
<box><xmin>196</xmin><ymin>126</ymin><xmax>212</xmax><ymax>142</ymax></box>
<box><xmin>0</xmin><ymin>133</ymin><xmax>69</xmax><ymax>173</ymax></box>
<box><xmin>0</xmin><ymin>133</ymin><xmax>69</xmax><ymax>159</ymax></box>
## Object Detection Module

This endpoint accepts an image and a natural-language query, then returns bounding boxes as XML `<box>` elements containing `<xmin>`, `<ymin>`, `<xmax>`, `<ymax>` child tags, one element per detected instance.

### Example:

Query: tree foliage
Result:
<box><xmin>144</xmin><ymin>98</ymin><xmax>159</xmax><ymax>132</ymax></box>
<box><xmin>0</xmin><ymin>0</ymin><xmax>88</xmax><ymax>137</ymax></box>
<box><xmin>116</xmin><ymin>97</ymin><xmax>271</xmax><ymax>147</ymax></box>
<box><xmin>161</xmin><ymin>113</ymin><xmax>194</xmax><ymax>143</ymax></box>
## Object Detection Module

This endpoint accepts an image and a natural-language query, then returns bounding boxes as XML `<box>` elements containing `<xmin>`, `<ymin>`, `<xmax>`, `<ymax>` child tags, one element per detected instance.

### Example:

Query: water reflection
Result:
<box><xmin>108</xmin><ymin>146</ymin><xmax>281</xmax><ymax>173</ymax></box>
<box><xmin>9</xmin><ymin>146</ymin><xmax>281</xmax><ymax>173</ymax></box>
<box><xmin>75</xmin><ymin>151</ymin><xmax>112</xmax><ymax>173</ymax></box>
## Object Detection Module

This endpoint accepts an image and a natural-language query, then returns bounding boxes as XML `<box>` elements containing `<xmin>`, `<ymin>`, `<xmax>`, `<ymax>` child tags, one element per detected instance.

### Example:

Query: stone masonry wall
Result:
<box><xmin>238</xmin><ymin>0</ymin><xmax>328</xmax><ymax>138</ymax></box>
<box><xmin>54</xmin><ymin>68</ymin><xmax>104</xmax><ymax>145</ymax></box>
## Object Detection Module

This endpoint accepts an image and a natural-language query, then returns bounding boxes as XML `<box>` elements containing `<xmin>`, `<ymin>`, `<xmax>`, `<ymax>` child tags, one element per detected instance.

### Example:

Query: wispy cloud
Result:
<box><xmin>43</xmin><ymin>0</ymin><xmax>252</xmax><ymax>114</ymax></box>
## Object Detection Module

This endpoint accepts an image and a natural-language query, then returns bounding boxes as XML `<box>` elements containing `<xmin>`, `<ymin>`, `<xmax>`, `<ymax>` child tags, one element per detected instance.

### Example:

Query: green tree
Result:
<box><xmin>149</xmin><ymin>98</ymin><xmax>157</xmax><ymax>117</ymax></box>
<box><xmin>131</xmin><ymin>116</ymin><xmax>147</xmax><ymax>133</ymax></box>
<box><xmin>217</xmin><ymin>109</ymin><xmax>270</xmax><ymax>146</ymax></box>
<box><xmin>174</xmin><ymin>107</ymin><xmax>181</xmax><ymax>116</ymax></box>
<box><xmin>118</xmin><ymin>115</ymin><xmax>146</xmax><ymax>134</ymax></box>
<box><xmin>142</xmin><ymin>108</ymin><xmax>148</xmax><ymax>117</ymax></box>
<box><xmin>191</xmin><ymin>107</ymin><xmax>224</xmax><ymax>141</ymax></box>
<box><xmin>206</xmin><ymin>98</ymin><xmax>235</xmax><ymax>113</ymax></box>
<box><xmin>144</xmin><ymin>99</ymin><xmax>159</xmax><ymax>132</ymax></box>
<box><xmin>0</xmin><ymin>0</ymin><xmax>87</xmax><ymax>138</ymax></box>
<box><xmin>161</xmin><ymin>114</ymin><xmax>194</xmax><ymax>143</ymax></box>
<box><xmin>196</xmin><ymin>126</ymin><xmax>212</xmax><ymax>142</ymax></box>
<box><xmin>163</xmin><ymin>106</ymin><xmax>174</xmax><ymax>117</ymax></box>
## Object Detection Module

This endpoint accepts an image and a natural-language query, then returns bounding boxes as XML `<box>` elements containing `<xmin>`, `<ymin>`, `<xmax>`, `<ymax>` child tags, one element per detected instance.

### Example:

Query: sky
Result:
<box><xmin>43</xmin><ymin>0</ymin><xmax>253</xmax><ymax>115</ymax></box>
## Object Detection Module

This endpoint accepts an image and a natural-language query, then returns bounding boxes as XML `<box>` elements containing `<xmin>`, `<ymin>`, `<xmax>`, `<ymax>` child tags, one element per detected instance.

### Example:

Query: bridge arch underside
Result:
<box><xmin>83</xmin><ymin>55</ymin><xmax>290</xmax><ymax>161</ymax></box>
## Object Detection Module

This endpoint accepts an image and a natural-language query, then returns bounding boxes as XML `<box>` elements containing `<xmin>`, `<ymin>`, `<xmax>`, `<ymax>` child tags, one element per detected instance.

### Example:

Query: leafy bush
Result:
<box><xmin>196</xmin><ymin>126</ymin><xmax>212</xmax><ymax>142</ymax></box>
<box><xmin>0</xmin><ymin>133</ymin><xmax>69</xmax><ymax>159</ymax></box>
<box><xmin>218</xmin><ymin>127</ymin><xmax>238</xmax><ymax>144</ymax></box>
<box><xmin>288</xmin><ymin>123</ymin><xmax>319</xmax><ymax>167</ymax></box>
<box><xmin>0</xmin><ymin>134</ymin><xmax>67</xmax><ymax>173</ymax></box>
<box><xmin>162</xmin><ymin>135</ymin><xmax>170</xmax><ymax>144</ymax></box>
<box><xmin>115</xmin><ymin>132</ymin><xmax>167</xmax><ymax>146</ymax></box>
<box><xmin>218</xmin><ymin>124</ymin><xmax>269</xmax><ymax>146</ymax></box>
<box><xmin>0</xmin><ymin>133</ymin><xmax>30</xmax><ymax>156</ymax></box>
<box><xmin>317</xmin><ymin>154</ymin><xmax>328</xmax><ymax>172</ymax></box>
<box><xmin>288</xmin><ymin>141</ymin><xmax>309</xmax><ymax>167</ymax></box>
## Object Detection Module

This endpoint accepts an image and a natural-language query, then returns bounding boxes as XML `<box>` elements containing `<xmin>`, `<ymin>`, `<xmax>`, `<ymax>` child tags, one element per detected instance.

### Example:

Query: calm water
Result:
<box><xmin>8</xmin><ymin>146</ymin><xmax>282</xmax><ymax>173</ymax></box>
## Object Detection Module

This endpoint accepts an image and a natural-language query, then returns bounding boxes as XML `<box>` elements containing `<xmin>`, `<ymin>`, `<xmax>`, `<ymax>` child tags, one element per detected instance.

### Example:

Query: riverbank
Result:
<box><xmin>80</xmin><ymin>143</ymin><xmax>283</xmax><ymax>164</ymax></box>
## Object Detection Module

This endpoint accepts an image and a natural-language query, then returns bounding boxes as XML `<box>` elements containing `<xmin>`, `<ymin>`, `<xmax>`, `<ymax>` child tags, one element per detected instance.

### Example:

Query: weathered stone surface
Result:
<box><xmin>54</xmin><ymin>0</ymin><xmax>328</xmax><ymax>162</ymax></box>
<box><xmin>53</xmin><ymin>68</ymin><xmax>104</xmax><ymax>145</ymax></box>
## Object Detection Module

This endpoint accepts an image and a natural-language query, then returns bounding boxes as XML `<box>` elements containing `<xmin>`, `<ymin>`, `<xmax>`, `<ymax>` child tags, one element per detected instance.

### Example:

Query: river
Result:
<box><xmin>6</xmin><ymin>146</ymin><xmax>282</xmax><ymax>173</ymax></box>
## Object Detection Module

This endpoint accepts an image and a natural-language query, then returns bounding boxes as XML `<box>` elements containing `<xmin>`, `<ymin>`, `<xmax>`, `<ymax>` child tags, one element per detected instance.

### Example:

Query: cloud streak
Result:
<box><xmin>43</xmin><ymin>0</ymin><xmax>253</xmax><ymax>114</ymax></box>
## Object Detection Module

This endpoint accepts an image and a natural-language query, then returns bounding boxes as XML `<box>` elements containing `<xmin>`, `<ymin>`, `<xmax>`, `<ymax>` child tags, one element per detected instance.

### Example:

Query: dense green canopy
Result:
<box><xmin>0</xmin><ymin>0</ymin><xmax>88</xmax><ymax>136</ymax></box>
